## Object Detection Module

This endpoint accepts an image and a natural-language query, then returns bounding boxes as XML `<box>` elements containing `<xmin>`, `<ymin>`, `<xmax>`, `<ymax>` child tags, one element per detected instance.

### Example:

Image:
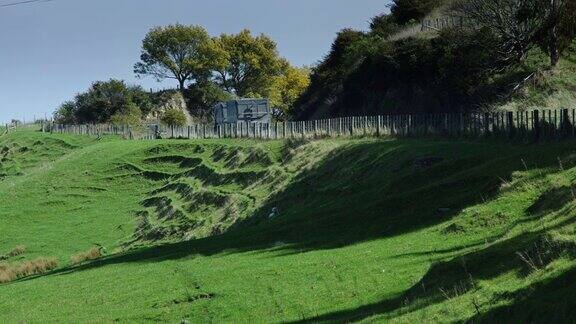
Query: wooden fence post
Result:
<box><xmin>349</xmin><ymin>117</ymin><xmax>354</xmax><ymax>137</ymax></box>
<box><xmin>507</xmin><ymin>111</ymin><xmax>514</xmax><ymax>138</ymax></box>
<box><xmin>533</xmin><ymin>110</ymin><xmax>540</xmax><ymax>141</ymax></box>
<box><xmin>562</xmin><ymin>108</ymin><xmax>570</xmax><ymax>136</ymax></box>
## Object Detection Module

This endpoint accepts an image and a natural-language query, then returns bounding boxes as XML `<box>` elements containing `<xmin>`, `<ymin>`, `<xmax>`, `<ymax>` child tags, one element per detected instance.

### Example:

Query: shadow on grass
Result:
<box><xmin>288</xmin><ymin>216</ymin><xmax>576</xmax><ymax>323</ymax></box>
<box><xmin>469</xmin><ymin>266</ymin><xmax>576</xmax><ymax>323</ymax></box>
<box><xmin>526</xmin><ymin>185</ymin><xmax>574</xmax><ymax>219</ymax></box>
<box><xmin>42</xmin><ymin>140</ymin><xmax>576</xmax><ymax>267</ymax></box>
<box><xmin>12</xmin><ymin>139</ymin><xmax>576</xmax><ymax>322</ymax></box>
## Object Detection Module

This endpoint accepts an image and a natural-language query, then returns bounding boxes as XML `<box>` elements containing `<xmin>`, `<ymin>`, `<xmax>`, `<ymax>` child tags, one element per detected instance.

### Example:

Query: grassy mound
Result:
<box><xmin>1</xmin><ymin>128</ymin><xmax>576</xmax><ymax>322</ymax></box>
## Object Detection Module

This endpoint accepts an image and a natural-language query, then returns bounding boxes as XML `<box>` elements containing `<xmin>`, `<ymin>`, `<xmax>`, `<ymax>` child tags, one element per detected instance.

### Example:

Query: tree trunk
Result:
<box><xmin>178</xmin><ymin>79</ymin><xmax>186</xmax><ymax>93</ymax></box>
<box><xmin>549</xmin><ymin>0</ymin><xmax>560</xmax><ymax>68</ymax></box>
<box><xmin>550</xmin><ymin>26</ymin><xmax>560</xmax><ymax>67</ymax></box>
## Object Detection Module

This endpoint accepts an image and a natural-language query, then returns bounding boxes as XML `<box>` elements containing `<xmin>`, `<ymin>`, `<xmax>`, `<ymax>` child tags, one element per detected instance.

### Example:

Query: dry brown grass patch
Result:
<box><xmin>0</xmin><ymin>257</ymin><xmax>59</xmax><ymax>284</ymax></box>
<box><xmin>71</xmin><ymin>247</ymin><xmax>103</xmax><ymax>265</ymax></box>
<box><xmin>8</xmin><ymin>245</ymin><xmax>27</xmax><ymax>257</ymax></box>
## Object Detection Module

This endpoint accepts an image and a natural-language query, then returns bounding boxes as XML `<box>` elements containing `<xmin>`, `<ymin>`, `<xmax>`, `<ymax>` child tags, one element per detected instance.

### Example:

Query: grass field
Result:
<box><xmin>1</xmin><ymin>127</ymin><xmax>576</xmax><ymax>322</ymax></box>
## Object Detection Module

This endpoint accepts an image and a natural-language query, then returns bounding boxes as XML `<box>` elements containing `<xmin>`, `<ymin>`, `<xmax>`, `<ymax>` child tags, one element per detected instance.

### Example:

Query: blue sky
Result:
<box><xmin>0</xmin><ymin>0</ymin><xmax>389</xmax><ymax>123</ymax></box>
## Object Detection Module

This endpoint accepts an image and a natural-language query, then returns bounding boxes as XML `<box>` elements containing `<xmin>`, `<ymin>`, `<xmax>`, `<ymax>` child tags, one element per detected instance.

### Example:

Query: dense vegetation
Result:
<box><xmin>53</xmin><ymin>80</ymin><xmax>154</xmax><ymax>125</ymax></box>
<box><xmin>51</xmin><ymin>0</ymin><xmax>575</xmax><ymax>124</ymax></box>
<box><xmin>2</xmin><ymin>128</ymin><xmax>576</xmax><ymax>321</ymax></box>
<box><xmin>293</xmin><ymin>0</ymin><xmax>576</xmax><ymax>120</ymax></box>
<box><xmin>55</xmin><ymin>25</ymin><xmax>310</xmax><ymax>125</ymax></box>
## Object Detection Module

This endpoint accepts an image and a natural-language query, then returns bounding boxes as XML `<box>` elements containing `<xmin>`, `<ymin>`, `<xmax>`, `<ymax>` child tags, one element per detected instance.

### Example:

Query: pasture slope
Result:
<box><xmin>1</xmin><ymin>127</ymin><xmax>576</xmax><ymax>323</ymax></box>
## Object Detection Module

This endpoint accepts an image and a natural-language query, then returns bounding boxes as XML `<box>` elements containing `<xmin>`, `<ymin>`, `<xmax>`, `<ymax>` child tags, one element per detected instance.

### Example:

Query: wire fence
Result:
<box><xmin>44</xmin><ymin>109</ymin><xmax>576</xmax><ymax>142</ymax></box>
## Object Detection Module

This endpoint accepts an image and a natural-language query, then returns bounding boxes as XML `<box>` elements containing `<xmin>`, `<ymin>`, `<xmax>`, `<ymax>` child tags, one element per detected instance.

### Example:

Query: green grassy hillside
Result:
<box><xmin>1</xmin><ymin>128</ymin><xmax>576</xmax><ymax>322</ymax></box>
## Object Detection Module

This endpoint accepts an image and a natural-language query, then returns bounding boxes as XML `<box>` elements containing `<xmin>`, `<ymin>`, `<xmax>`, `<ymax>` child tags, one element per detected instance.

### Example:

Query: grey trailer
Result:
<box><xmin>214</xmin><ymin>99</ymin><xmax>271</xmax><ymax>125</ymax></box>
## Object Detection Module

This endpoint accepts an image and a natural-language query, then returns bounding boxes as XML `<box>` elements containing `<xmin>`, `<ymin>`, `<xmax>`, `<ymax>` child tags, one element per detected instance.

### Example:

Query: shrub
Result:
<box><xmin>109</xmin><ymin>102</ymin><xmax>143</xmax><ymax>126</ymax></box>
<box><xmin>16</xmin><ymin>258</ymin><xmax>59</xmax><ymax>277</ymax></box>
<box><xmin>160</xmin><ymin>108</ymin><xmax>188</xmax><ymax>127</ymax></box>
<box><xmin>295</xmin><ymin>26</ymin><xmax>512</xmax><ymax>118</ymax></box>
<box><xmin>0</xmin><ymin>263</ymin><xmax>15</xmax><ymax>283</ymax></box>
<box><xmin>71</xmin><ymin>247</ymin><xmax>103</xmax><ymax>265</ymax></box>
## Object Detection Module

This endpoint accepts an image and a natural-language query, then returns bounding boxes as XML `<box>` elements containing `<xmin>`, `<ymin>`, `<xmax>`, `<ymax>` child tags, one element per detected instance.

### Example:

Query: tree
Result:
<box><xmin>534</xmin><ymin>0</ymin><xmax>576</xmax><ymax>67</ymax></box>
<box><xmin>455</xmin><ymin>0</ymin><xmax>543</xmax><ymax>64</ymax></box>
<box><xmin>390</xmin><ymin>0</ymin><xmax>442</xmax><ymax>25</ymax></box>
<box><xmin>185</xmin><ymin>81</ymin><xmax>233</xmax><ymax>122</ymax></box>
<box><xmin>54</xmin><ymin>79</ymin><xmax>150</xmax><ymax>124</ymax></box>
<box><xmin>54</xmin><ymin>101</ymin><xmax>77</xmax><ymax>124</ymax></box>
<box><xmin>455</xmin><ymin>0</ymin><xmax>576</xmax><ymax>67</ymax></box>
<box><xmin>160</xmin><ymin>108</ymin><xmax>187</xmax><ymax>126</ymax></box>
<box><xmin>370</xmin><ymin>14</ymin><xmax>402</xmax><ymax>37</ymax></box>
<box><xmin>134</xmin><ymin>24</ymin><xmax>224</xmax><ymax>92</ymax></box>
<box><xmin>213</xmin><ymin>30</ymin><xmax>286</xmax><ymax>98</ymax></box>
<box><xmin>268</xmin><ymin>66</ymin><xmax>311</xmax><ymax>119</ymax></box>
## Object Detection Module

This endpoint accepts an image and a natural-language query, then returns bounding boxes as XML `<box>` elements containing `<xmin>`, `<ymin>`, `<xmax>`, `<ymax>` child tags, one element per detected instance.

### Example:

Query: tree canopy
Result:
<box><xmin>213</xmin><ymin>30</ymin><xmax>287</xmax><ymax>98</ymax></box>
<box><xmin>56</xmin><ymin>25</ymin><xmax>312</xmax><ymax>124</ymax></box>
<box><xmin>268</xmin><ymin>66</ymin><xmax>311</xmax><ymax>120</ymax></box>
<box><xmin>390</xmin><ymin>0</ymin><xmax>443</xmax><ymax>25</ymax></box>
<box><xmin>134</xmin><ymin>24</ymin><xmax>225</xmax><ymax>91</ymax></box>
<box><xmin>455</xmin><ymin>0</ymin><xmax>576</xmax><ymax>67</ymax></box>
<box><xmin>134</xmin><ymin>26</ymin><xmax>307</xmax><ymax>119</ymax></box>
<box><xmin>54</xmin><ymin>79</ymin><xmax>150</xmax><ymax>125</ymax></box>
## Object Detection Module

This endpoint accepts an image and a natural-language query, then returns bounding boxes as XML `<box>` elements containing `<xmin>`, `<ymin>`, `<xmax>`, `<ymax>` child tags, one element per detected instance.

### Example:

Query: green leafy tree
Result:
<box><xmin>390</xmin><ymin>0</ymin><xmax>442</xmax><ymax>25</ymax></box>
<box><xmin>160</xmin><ymin>108</ymin><xmax>187</xmax><ymax>126</ymax></box>
<box><xmin>269</xmin><ymin>66</ymin><xmax>311</xmax><ymax>119</ymax></box>
<box><xmin>54</xmin><ymin>79</ymin><xmax>150</xmax><ymax>124</ymax></box>
<box><xmin>185</xmin><ymin>81</ymin><xmax>233</xmax><ymax>122</ymax></box>
<box><xmin>534</xmin><ymin>0</ymin><xmax>576</xmax><ymax>67</ymax></box>
<box><xmin>454</xmin><ymin>0</ymin><xmax>541</xmax><ymax>63</ymax></box>
<box><xmin>213</xmin><ymin>29</ymin><xmax>286</xmax><ymax>98</ymax></box>
<box><xmin>456</xmin><ymin>0</ymin><xmax>576</xmax><ymax>67</ymax></box>
<box><xmin>134</xmin><ymin>24</ymin><xmax>225</xmax><ymax>92</ymax></box>
<box><xmin>54</xmin><ymin>101</ymin><xmax>78</xmax><ymax>124</ymax></box>
<box><xmin>370</xmin><ymin>14</ymin><xmax>402</xmax><ymax>37</ymax></box>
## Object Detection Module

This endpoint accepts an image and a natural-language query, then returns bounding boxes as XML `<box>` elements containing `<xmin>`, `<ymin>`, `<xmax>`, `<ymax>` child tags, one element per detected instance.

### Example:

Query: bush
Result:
<box><xmin>160</xmin><ymin>108</ymin><xmax>188</xmax><ymax>126</ymax></box>
<box><xmin>109</xmin><ymin>102</ymin><xmax>143</xmax><ymax>126</ymax></box>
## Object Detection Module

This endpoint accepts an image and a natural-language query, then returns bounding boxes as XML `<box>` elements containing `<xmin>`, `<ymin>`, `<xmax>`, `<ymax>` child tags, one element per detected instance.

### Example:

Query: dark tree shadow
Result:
<box><xmin>16</xmin><ymin>140</ymin><xmax>576</xmax><ymax>306</ymax></box>
<box><xmin>288</xmin><ymin>216</ymin><xmax>576</xmax><ymax>323</ymax></box>
<box><xmin>526</xmin><ymin>186</ymin><xmax>574</xmax><ymax>219</ymax></box>
<box><xmin>469</xmin><ymin>266</ymin><xmax>576</xmax><ymax>323</ymax></box>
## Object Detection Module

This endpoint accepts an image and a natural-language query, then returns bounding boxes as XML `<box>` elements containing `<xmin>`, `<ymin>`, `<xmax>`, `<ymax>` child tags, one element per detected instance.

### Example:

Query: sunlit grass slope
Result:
<box><xmin>1</xmin><ymin>128</ymin><xmax>576</xmax><ymax>322</ymax></box>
